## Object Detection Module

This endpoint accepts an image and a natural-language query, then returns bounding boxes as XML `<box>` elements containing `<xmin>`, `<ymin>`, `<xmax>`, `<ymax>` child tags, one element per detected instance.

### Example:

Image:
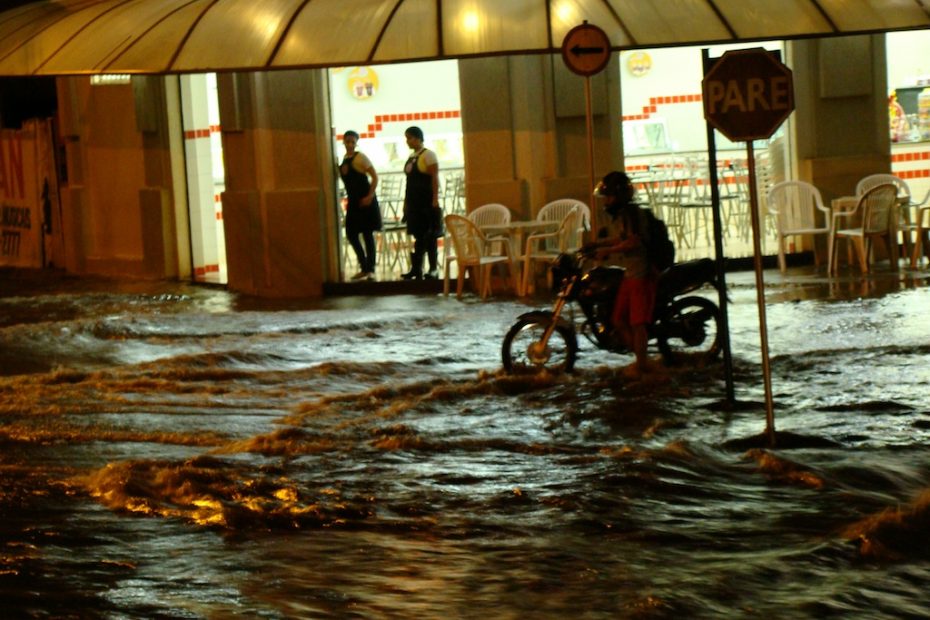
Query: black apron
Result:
<box><xmin>404</xmin><ymin>149</ymin><xmax>441</xmax><ymax>238</ymax></box>
<box><xmin>340</xmin><ymin>153</ymin><xmax>382</xmax><ymax>234</ymax></box>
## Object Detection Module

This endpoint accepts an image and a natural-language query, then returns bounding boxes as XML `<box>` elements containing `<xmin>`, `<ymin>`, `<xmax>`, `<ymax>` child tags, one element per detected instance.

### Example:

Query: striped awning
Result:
<box><xmin>0</xmin><ymin>0</ymin><xmax>928</xmax><ymax>75</ymax></box>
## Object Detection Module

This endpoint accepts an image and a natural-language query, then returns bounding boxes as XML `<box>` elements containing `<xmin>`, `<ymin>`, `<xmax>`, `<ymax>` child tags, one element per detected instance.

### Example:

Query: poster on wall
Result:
<box><xmin>0</xmin><ymin>119</ymin><xmax>57</xmax><ymax>269</ymax></box>
<box><xmin>34</xmin><ymin>119</ymin><xmax>63</xmax><ymax>268</ymax></box>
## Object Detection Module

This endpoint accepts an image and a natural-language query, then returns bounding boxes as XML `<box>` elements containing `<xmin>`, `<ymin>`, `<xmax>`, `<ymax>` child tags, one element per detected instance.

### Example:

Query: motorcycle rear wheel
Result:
<box><xmin>655</xmin><ymin>296</ymin><xmax>721</xmax><ymax>365</ymax></box>
<box><xmin>502</xmin><ymin>315</ymin><xmax>578</xmax><ymax>373</ymax></box>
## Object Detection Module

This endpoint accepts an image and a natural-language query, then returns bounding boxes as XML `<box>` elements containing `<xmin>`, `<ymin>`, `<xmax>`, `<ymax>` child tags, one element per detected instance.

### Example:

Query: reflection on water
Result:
<box><xmin>1</xmin><ymin>267</ymin><xmax>929</xmax><ymax>618</ymax></box>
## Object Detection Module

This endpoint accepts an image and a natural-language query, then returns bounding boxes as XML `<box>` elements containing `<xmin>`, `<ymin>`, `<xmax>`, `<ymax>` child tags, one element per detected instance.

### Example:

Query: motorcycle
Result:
<box><xmin>501</xmin><ymin>251</ymin><xmax>723</xmax><ymax>373</ymax></box>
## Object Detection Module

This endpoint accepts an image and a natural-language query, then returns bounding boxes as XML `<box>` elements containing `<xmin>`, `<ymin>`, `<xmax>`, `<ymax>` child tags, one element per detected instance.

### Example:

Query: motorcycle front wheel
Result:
<box><xmin>655</xmin><ymin>296</ymin><xmax>721</xmax><ymax>365</ymax></box>
<box><xmin>502</xmin><ymin>315</ymin><xmax>578</xmax><ymax>373</ymax></box>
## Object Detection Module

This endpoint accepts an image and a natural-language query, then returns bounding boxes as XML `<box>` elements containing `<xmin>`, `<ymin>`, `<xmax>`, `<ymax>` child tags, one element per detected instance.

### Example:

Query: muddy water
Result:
<box><xmin>0</xmin><ymin>268</ymin><xmax>929</xmax><ymax>618</ymax></box>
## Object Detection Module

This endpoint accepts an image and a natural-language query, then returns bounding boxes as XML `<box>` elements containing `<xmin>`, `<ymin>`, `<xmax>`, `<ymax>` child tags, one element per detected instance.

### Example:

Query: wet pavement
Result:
<box><xmin>1</xmin><ymin>260</ymin><xmax>929</xmax><ymax>618</ymax></box>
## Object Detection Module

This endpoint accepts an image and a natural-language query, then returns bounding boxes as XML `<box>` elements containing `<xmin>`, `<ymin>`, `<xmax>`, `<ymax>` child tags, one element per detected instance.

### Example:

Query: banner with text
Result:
<box><xmin>0</xmin><ymin>123</ymin><xmax>46</xmax><ymax>267</ymax></box>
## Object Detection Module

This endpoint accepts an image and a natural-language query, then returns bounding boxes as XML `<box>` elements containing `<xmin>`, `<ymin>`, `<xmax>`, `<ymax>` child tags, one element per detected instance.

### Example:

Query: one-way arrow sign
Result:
<box><xmin>571</xmin><ymin>44</ymin><xmax>606</xmax><ymax>56</ymax></box>
<box><xmin>561</xmin><ymin>23</ymin><xmax>610</xmax><ymax>76</ymax></box>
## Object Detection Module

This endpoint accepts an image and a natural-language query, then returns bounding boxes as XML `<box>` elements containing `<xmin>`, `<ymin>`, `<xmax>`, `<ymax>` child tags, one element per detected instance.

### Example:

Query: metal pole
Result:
<box><xmin>584</xmin><ymin>75</ymin><xmax>597</xmax><ymax>237</ymax></box>
<box><xmin>702</xmin><ymin>49</ymin><xmax>735</xmax><ymax>404</ymax></box>
<box><xmin>746</xmin><ymin>141</ymin><xmax>776</xmax><ymax>446</ymax></box>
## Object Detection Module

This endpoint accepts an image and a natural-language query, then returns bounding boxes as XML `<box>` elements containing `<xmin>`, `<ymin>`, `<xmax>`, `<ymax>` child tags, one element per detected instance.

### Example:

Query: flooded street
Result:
<box><xmin>1</xmin><ymin>266</ymin><xmax>929</xmax><ymax>619</ymax></box>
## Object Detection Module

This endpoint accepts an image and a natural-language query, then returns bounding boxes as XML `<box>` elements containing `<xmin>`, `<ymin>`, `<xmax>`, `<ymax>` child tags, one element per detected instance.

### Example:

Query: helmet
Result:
<box><xmin>597</xmin><ymin>171</ymin><xmax>635</xmax><ymax>218</ymax></box>
<box><xmin>597</xmin><ymin>171</ymin><xmax>633</xmax><ymax>199</ymax></box>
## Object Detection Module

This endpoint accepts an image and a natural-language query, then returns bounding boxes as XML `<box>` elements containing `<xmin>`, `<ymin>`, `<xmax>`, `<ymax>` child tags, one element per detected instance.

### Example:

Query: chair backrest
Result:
<box><xmin>859</xmin><ymin>183</ymin><xmax>898</xmax><ymax>234</ymax></box>
<box><xmin>554</xmin><ymin>206</ymin><xmax>585</xmax><ymax>252</ymax></box>
<box><xmin>856</xmin><ymin>173</ymin><xmax>910</xmax><ymax>202</ymax></box>
<box><xmin>468</xmin><ymin>203</ymin><xmax>511</xmax><ymax>228</ymax></box>
<box><xmin>643</xmin><ymin>176</ymin><xmax>688</xmax><ymax>216</ymax></box>
<box><xmin>445</xmin><ymin>214</ymin><xmax>485</xmax><ymax>265</ymax></box>
<box><xmin>537</xmin><ymin>199</ymin><xmax>591</xmax><ymax>232</ymax></box>
<box><xmin>767</xmin><ymin>180</ymin><xmax>829</xmax><ymax>232</ymax></box>
<box><xmin>380</xmin><ymin>173</ymin><xmax>405</xmax><ymax>199</ymax></box>
<box><xmin>442</xmin><ymin>171</ymin><xmax>466</xmax><ymax>215</ymax></box>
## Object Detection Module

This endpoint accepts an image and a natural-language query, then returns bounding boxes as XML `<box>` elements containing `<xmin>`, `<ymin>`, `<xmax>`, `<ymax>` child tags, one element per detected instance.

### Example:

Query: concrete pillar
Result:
<box><xmin>54</xmin><ymin>75</ymin><xmax>179</xmax><ymax>279</ymax></box>
<box><xmin>790</xmin><ymin>35</ymin><xmax>890</xmax><ymax>204</ymax></box>
<box><xmin>180</xmin><ymin>75</ymin><xmax>221</xmax><ymax>281</ymax></box>
<box><xmin>458</xmin><ymin>54</ymin><xmax>621</xmax><ymax>221</ymax></box>
<box><xmin>217</xmin><ymin>69</ymin><xmax>335</xmax><ymax>297</ymax></box>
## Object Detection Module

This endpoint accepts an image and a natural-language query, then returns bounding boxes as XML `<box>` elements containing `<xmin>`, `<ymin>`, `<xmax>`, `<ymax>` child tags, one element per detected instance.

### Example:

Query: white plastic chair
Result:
<box><xmin>537</xmin><ymin>199</ymin><xmax>590</xmax><ymax>250</ymax></box>
<box><xmin>855</xmin><ymin>173</ymin><xmax>910</xmax><ymax>201</ymax></box>
<box><xmin>767</xmin><ymin>181</ymin><xmax>831</xmax><ymax>273</ymax></box>
<box><xmin>443</xmin><ymin>214</ymin><xmax>517</xmax><ymax>299</ymax></box>
<box><xmin>829</xmin><ymin>183</ymin><xmax>899</xmax><ymax>274</ymax></box>
<box><xmin>443</xmin><ymin>203</ymin><xmax>512</xmax><ymax>282</ymax></box>
<box><xmin>856</xmin><ymin>173</ymin><xmax>912</xmax><ymax>260</ymax></box>
<box><xmin>468</xmin><ymin>203</ymin><xmax>511</xmax><ymax>228</ymax></box>
<box><xmin>909</xmin><ymin>189</ymin><xmax>930</xmax><ymax>268</ymax></box>
<box><xmin>521</xmin><ymin>206</ymin><xmax>584</xmax><ymax>296</ymax></box>
<box><xmin>468</xmin><ymin>203</ymin><xmax>512</xmax><ymax>252</ymax></box>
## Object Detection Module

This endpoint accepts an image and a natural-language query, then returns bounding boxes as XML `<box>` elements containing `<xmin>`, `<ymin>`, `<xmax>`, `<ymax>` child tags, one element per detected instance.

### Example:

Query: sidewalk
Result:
<box><xmin>724</xmin><ymin>260</ymin><xmax>930</xmax><ymax>304</ymax></box>
<box><xmin>3</xmin><ymin>259</ymin><xmax>928</xmax><ymax>307</ymax></box>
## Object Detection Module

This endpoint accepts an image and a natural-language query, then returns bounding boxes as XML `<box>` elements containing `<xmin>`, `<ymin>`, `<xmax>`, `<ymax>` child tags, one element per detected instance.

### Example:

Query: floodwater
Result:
<box><xmin>1</xmin><ymin>266</ymin><xmax>929</xmax><ymax>619</ymax></box>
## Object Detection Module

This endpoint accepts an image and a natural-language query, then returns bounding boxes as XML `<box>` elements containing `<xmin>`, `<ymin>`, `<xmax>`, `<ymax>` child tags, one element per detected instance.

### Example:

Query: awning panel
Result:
<box><xmin>39</xmin><ymin>0</ymin><xmax>200</xmax><ymax>73</ymax></box>
<box><xmin>271</xmin><ymin>0</ymin><xmax>398</xmax><ymax>67</ymax></box>
<box><xmin>103</xmin><ymin>1</ymin><xmax>214</xmax><ymax>74</ymax></box>
<box><xmin>0</xmin><ymin>0</ymin><xmax>928</xmax><ymax>75</ymax></box>
<box><xmin>172</xmin><ymin>0</ymin><xmax>301</xmax><ymax>71</ymax></box>
<box><xmin>0</xmin><ymin>1</ymin><xmax>115</xmax><ymax>74</ymax></box>
<box><xmin>439</xmin><ymin>0</ymin><xmax>550</xmax><ymax>57</ymax></box>
<box><xmin>819</xmin><ymin>0</ymin><xmax>930</xmax><ymax>31</ymax></box>
<box><xmin>606</xmin><ymin>0</ymin><xmax>735</xmax><ymax>46</ymax></box>
<box><xmin>712</xmin><ymin>0</ymin><xmax>836</xmax><ymax>39</ymax></box>
<box><xmin>369</xmin><ymin>0</ymin><xmax>440</xmax><ymax>63</ymax></box>
<box><xmin>548</xmin><ymin>0</ymin><xmax>632</xmax><ymax>48</ymax></box>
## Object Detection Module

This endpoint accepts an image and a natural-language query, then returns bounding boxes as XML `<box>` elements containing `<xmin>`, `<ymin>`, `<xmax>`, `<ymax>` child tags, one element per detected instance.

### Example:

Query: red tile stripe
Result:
<box><xmin>891</xmin><ymin>149</ymin><xmax>930</xmax><ymax>179</ymax></box>
<box><xmin>336</xmin><ymin>110</ymin><xmax>461</xmax><ymax>140</ymax></box>
<box><xmin>622</xmin><ymin>94</ymin><xmax>702</xmax><ymax>122</ymax></box>
<box><xmin>895</xmin><ymin>168</ymin><xmax>930</xmax><ymax>179</ymax></box>
<box><xmin>194</xmin><ymin>264</ymin><xmax>220</xmax><ymax>276</ymax></box>
<box><xmin>891</xmin><ymin>151</ymin><xmax>930</xmax><ymax>162</ymax></box>
<box><xmin>183</xmin><ymin>125</ymin><xmax>221</xmax><ymax>140</ymax></box>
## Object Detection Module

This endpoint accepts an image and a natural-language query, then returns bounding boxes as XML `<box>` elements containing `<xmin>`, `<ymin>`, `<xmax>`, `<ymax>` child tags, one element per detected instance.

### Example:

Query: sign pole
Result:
<box><xmin>745</xmin><ymin>141</ymin><xmax>776</xmax><ymax>446</ymax></box>
<box><xmin>702</xmin><ymin>48</ymin><xmax>793</xmax><ymax>447</ymax></box>
<box><xmin>561</xmin><ymin>21</ymin><xmax>610</xmax><ymax>239</ymax></box>
<box><xmin>701</xmin><ymin>49</ymin><xmax>735</xmax><ymax>405</ymax></box>
<box><xmin>584</xmin><ymin>75</ymin><xmax>597</xmax><ymax>236</ymax></box>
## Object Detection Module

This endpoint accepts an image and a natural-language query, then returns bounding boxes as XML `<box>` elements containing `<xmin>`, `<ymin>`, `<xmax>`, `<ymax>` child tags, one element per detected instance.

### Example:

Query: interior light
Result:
<box><xmin>90</xmin><ymin>74</ymin><xmax>131</xmax><ymax>85</ymax></box>
<box><xmin>462</xmin><ymin>10</ymin><xmax>480</xmax><ymax>32</ymax></box>
<box><xmin>555</xmin><ymin>2</ymin><xmax>575</xmax><ymax>23</ymax></box>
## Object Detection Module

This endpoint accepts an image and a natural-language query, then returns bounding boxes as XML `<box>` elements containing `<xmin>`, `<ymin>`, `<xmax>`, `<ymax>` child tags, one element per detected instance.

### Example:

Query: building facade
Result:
<box><xmin>42</xmin><ymin>35</ymin><xmax>889</xmax><ymax>297</ymax></box>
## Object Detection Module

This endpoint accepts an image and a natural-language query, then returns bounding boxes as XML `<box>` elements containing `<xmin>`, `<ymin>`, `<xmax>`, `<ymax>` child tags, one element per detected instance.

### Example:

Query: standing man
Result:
<box><xmin>401</xmin><ymin>126</ymin><xmax>441</xmax><ymax>280</ymax></box>
<box><xmin>339</xmin><ymin>130</ymin><xmax>382</xmax><ymax>280</ymax></box>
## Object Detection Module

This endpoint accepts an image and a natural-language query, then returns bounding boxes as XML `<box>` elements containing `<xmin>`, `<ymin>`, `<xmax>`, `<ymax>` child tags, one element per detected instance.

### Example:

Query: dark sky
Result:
<box><xmin>0</xmin><ymin>2</ymin><xmax>58</xmax><ymax>128</ymax></box>
<box><xmin>1</xmin><ymin>1</ymin><xmax>44</xmax><ymax>9</ymax></box>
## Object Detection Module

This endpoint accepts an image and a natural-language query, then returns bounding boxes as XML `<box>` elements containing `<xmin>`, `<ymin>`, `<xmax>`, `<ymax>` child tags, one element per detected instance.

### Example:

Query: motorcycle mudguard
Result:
<box><xmin>657</xmin><ymin>258</ymin><xmax>718</xmax><ymax>299</ymax></box>
<box><xmin>515</xmin><ymin>310</ymin><xmax>574</xmax><ymax>332</ymax></box>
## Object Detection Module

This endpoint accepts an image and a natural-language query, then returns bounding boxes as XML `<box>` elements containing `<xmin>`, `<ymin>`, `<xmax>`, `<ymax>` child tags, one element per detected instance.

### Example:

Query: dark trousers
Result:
<box><xmin>411</xmin><ymin>235</ymin><xmax>438</xmax><ymax>274</ymax></box>
<box><xmin>348</xmin><ymin>230</ymin><xmax>376</xmax><ymax>273</ymax></box>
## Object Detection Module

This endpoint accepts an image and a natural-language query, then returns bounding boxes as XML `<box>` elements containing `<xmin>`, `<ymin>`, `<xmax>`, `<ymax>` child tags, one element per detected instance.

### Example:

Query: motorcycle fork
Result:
<box><xmin>537</xmin><ymin>278</ymin><xmax>574</xmax><ymax>346</ymax></box>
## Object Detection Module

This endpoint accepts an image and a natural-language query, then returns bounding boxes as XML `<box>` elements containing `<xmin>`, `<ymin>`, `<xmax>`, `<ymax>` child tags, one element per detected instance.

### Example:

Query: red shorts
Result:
<box><xmin>611</xmin><ymin>277</ymin><xmax>657</xmax><ymax>327</ymax></box>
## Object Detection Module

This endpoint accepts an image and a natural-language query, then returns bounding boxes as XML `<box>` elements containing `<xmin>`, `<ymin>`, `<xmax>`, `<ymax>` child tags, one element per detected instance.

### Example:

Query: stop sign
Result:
<box><xmin>702</xmin><ymin>48</ymin><xmax>794</xmax><ymax>142</ymax></box>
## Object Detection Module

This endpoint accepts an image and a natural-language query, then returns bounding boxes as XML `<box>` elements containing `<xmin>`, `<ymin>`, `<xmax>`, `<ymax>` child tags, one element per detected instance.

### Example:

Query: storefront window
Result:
<box><xmin>886</xmin><ymin>31</ymin><xmax>930</xmax><ymax>205</ymax></box>
<box><xmin>619</xmin><ymin>43</ymin><xmax>790</xmax><ymax>261</ymax></box>
<box><xmin>328</xmin><ymin>60</ymin><xmax>465</xmax><ymax>281</ymax></box>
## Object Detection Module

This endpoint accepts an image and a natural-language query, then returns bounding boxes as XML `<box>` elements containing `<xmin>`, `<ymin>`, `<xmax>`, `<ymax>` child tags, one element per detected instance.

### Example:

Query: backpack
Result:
<box><xmin>639</xmin><ymin>207</ymin><xmax>675</xmax><ymax>271</ymax></box>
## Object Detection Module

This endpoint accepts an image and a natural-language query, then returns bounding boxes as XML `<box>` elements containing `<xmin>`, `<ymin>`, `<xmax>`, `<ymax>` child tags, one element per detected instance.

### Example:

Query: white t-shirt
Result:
<box><xmin>413</xmin><ymin>148</ymin><xmax>438</xmax><ymax>172</ymax></box>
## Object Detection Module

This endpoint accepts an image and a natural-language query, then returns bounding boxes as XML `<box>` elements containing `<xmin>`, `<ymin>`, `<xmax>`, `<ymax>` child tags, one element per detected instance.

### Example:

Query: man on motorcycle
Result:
<box><xmin>588</xmin><ymin>171</ymin><xmax>659</xmax><ymax>379</ymax></box>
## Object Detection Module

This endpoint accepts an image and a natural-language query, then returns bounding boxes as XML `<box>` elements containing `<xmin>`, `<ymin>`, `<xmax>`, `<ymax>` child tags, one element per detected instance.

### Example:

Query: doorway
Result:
<box><xmin>328</xmin><ymin>60</ymin><xmax>465</xmax><ymax>282</ymax></box>
<box><xmin>179</xmin><ymin>73</ymin><xmax>227</xmax><ymax>284</ymax></box>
